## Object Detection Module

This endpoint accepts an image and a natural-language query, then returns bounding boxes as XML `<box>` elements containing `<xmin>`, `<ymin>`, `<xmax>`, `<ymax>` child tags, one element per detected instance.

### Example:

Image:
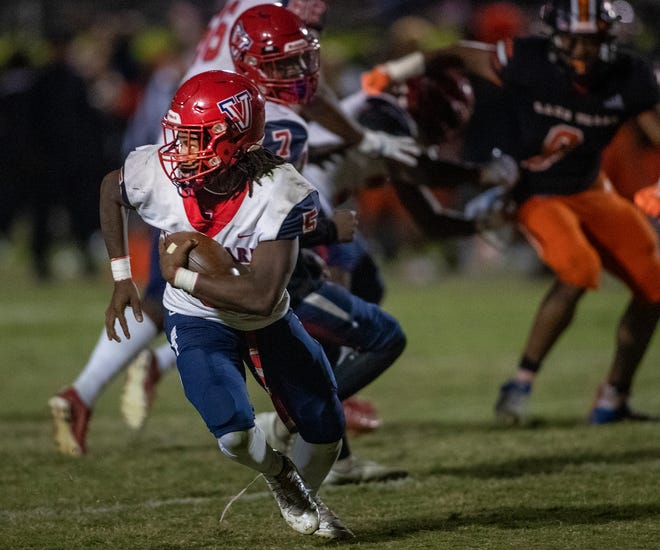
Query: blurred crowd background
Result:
<box><xmin>1</xmin><ymin>0</ymin><xmax>658</xmax><ymax>283</ymax></box>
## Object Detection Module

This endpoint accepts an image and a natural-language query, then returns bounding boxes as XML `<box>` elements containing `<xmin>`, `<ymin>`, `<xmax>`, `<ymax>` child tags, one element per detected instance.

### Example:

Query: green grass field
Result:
<box><xmin>2</xmin><ymin>255</ymin><xmax>660</xmax><ymax>549</ymax></box>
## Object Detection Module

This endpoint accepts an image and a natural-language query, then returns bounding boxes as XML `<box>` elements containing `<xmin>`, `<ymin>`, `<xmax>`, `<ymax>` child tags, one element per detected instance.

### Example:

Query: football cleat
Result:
<box><xmin>324</xmin><ymin>456</ymin><xmax>409</xmax><ymax>486</ymax></box>
<box><xmin>588</xmin><ymin>384</ymin><xmax>660</xmax><ymax>424</ymax></box>
<box><xmin>121</xmin><ymin>349</ymin><xmax>161</xmax><ymax>430</ymax></box>
<box><xmin>494</xmin><ymin>379</ymin><xmax>531</xmax><ymax>424</ymax></box>
<box><xmin>313</xmin><ymin>495</ymin><xmax>354</xmax><ymax>539</ymax></box>
<box><xmin>263</xmin><ymin>454</ymin><xmax>320</xmax><ymax>535</ymax></box>
<box><xmin>342</xmin><ymin>396</ymin><xmax>382</xmax><ymax>435</ymax></box>
<box><xmin>254</xmin><ymin>411</ymin><xmax>293</xmax><ymax>454</ymax></box>
<box><xmin>48</xmin><ymin>387</ymin><xmax>91</xmax><ymax>457</ymax></box>
<box><xmin>589</xmin><ymin>404</ymin><xmax>660</xmax><ymax>424</ymax></box>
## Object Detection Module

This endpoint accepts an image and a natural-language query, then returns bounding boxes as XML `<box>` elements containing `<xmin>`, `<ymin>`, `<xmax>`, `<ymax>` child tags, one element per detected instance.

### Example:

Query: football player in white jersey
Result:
<box><xmin>100</xmin><ymin>69</ymin><xmax>352</xmax><ymax>539</ymax></box>
<box><xmin>123</xmin><ymin>5</ymin><xmax>408</xmax><ymax>484</ymax></box>
<box><xmin>113</xmin><ymin>5</ymin><xmax>408</xmax><ymax>485</ymax></box>
<box><xmin>47</xmin><ymin>0</ymin><xmax>411</xmax><ymax>459</ymax></box>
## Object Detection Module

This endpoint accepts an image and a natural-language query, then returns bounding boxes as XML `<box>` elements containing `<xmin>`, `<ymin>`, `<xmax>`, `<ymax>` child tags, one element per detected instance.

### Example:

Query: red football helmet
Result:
<box><xmin>230</xmin><ymin>4</ymin><xmax>320</xmax><ymax>106</ymax></box>
<box><xmin>158</xmin><ymin>70</ymin><xmax>265</xmax><ymax>196</ymax></box>
<box><xmin>406</xmin><ymin>65</ymin><xmax>475</xmax><ymax>145</ymax></box>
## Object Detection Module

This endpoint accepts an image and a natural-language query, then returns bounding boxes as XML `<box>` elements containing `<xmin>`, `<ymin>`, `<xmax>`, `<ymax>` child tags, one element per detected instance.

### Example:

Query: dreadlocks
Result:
<box><xmin>204</xmin><ymin>147</ymin><xmax>287</xmax><ymax>198</ymax></box>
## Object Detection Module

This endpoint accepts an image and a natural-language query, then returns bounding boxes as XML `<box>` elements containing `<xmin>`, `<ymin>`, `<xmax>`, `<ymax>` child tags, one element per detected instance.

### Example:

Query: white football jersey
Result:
<box><xmin>121</xmin><ymin>144</ymin><xmax>320</xmax><ymax>330</ymax></box>
<box><xmin>181</xmin><ymin>0</ymin><xmax>278</xmax><ymax>83</ymax></box>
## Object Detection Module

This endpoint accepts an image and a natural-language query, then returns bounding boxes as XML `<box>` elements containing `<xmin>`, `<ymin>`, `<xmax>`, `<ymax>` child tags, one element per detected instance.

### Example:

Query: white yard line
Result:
<box><xmin>0</xmin><ymin>491</ymin><xmax>272</xmax><ymax>521</ymax></box>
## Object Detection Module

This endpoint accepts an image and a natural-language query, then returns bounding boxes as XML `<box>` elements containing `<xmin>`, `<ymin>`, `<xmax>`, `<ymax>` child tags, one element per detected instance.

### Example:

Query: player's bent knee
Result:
<box><xmin>389</xmin><ymin>323</ymin><xmax>407</xmax><ymax>353</ymax></box>
<box><xmin>370</xmin><ymin>310</ymin><xmax>406</xmax><ymax>353</ymax></box>
<box><xmin>634</xmin><ymin>287</ymin><xmax>660</xmax><ymax>305</ymax></box>
<box><xmin>190</xmin><ymin>381</ymin><xmax>254</xmax><ymax>437</ymax></box>
<box><xmin>296</xmin><ymin>397</ymin><xmax>345</xmax><ymax>444</ymax></box>
<box><xmin>378</xmin><ymin>324</ymin><xmax>406</xmax><ymax>365</ymax></box>
<box><xmin>632</xmin><ymin>263</ymin><xmax>660</xmax><ymax>304</ymax></box>
<box><xmin>555</xmin><ymin>254</ymin><xmax>600</xmax><ymax>290</ymax></box>
<box><xmin>560</xmin><ymin>271</ymin><xmax>599</xmax><ymax>290</ymax></box>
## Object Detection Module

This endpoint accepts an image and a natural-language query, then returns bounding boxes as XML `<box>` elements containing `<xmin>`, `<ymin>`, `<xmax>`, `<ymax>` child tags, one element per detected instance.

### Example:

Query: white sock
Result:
<box><xmin>289</xmin><ymin>437</ymin><xmax>342</xmax><ymax>494</ymax></box>
<box><xmin>596</xmin><ymin>384</ymin><xmax>622</xmax><ymax>409</ymax></box>
<box><xmin>153</xmin><ymin>342</ymin><xmax>177</xmax><ymax>374</ymax></box>
<box><xmin>218</xmin><ymin>427</ymin><xmax>282</xmax><ymax>476</ymax></box>
<box><xmin>73</xmin><ymin>312</ymin><xmax>158</xmax><ymax>406</ymax></box>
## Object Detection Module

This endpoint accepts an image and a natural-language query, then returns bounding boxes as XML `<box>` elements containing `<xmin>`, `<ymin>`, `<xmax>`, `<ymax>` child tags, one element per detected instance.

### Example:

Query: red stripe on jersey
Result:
<box><xmin>182</xmin><ymin>186</ymin><xmax>248</xmax><ymax>237</ymax></box>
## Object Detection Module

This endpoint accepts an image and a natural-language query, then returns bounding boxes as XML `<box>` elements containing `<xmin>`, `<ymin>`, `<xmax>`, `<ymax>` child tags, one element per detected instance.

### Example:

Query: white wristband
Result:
<box><xmin>384</xmin><ymin>51</ymin><xmax>425</xmax><ymax>82</ymax></box>
<box><xmin>173</xmin><ymin>267</ymin><xmax>199</xmax><ymax>294</ymax></box>
<box><xmin>110</xmin><ymin>256</ymin><xmax>132</xmax><ymax>282</ymax></box>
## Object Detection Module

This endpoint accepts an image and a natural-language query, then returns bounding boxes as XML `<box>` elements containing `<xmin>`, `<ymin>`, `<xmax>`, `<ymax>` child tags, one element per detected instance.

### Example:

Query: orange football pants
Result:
<box><xmin>517</xmin><ymin>177</ymin><xmax>660</xmax><ymax>303</ymax></box>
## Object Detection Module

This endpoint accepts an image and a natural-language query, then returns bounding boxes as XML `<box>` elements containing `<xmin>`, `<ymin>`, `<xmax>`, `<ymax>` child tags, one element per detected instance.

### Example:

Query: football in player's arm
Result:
<box><xmin>100</xmin><ymin>70</ymin><xmax>352</xmax><ymax>540</ymax></box>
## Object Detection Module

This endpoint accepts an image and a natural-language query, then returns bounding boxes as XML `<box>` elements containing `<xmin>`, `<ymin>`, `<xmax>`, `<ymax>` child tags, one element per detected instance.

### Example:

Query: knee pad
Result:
<box><xmin>295</xmin><ymin>397</ymin><xmax>345</xmax><ymax>444</ymax></box>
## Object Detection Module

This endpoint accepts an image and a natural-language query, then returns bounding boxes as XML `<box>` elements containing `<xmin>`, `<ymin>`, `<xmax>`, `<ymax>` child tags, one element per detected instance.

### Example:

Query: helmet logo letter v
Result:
<box><xmin>218</xmin><ymin>91</ymin><xmax>252</xmax><ymax>132</ymax></box>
